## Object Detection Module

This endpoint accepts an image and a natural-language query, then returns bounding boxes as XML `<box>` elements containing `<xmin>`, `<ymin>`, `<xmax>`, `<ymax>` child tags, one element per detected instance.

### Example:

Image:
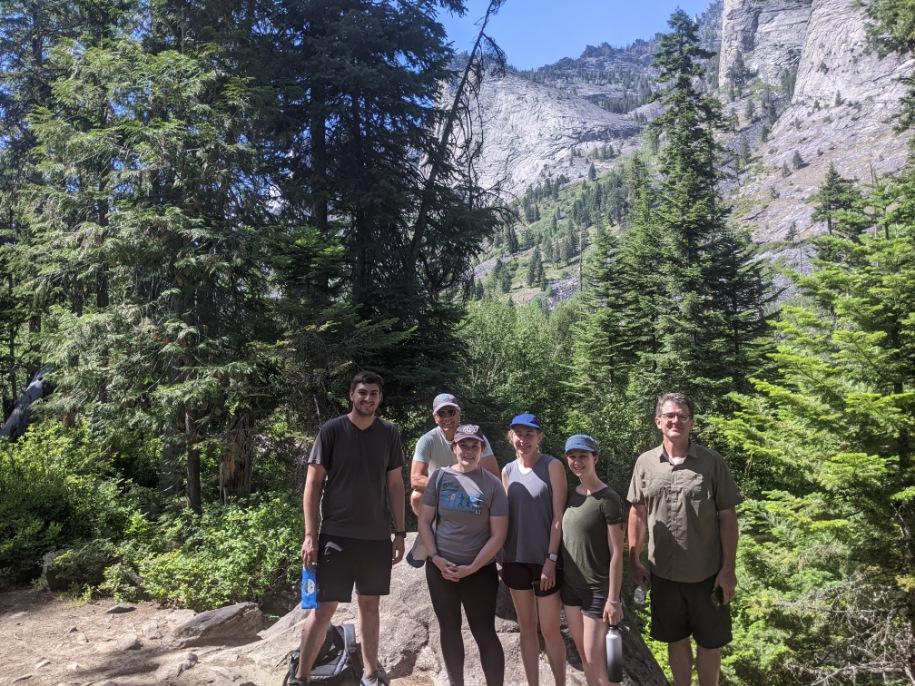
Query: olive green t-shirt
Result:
<box><xmin>561</xmin><ymin>487</ymin><xmax>625</xmax><ymax>591</ymax></box>
<box><xmin>627</xmin><ymin>443</ymin><xmax>741</xmax><ymax>583</ymax></box>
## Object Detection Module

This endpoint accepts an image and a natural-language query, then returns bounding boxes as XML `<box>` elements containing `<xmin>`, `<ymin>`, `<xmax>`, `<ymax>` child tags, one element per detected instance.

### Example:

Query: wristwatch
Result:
<box><xmin>547</xmin><ymin>553</ymin><xmax>559</xmax><ymax>562</ymax></box>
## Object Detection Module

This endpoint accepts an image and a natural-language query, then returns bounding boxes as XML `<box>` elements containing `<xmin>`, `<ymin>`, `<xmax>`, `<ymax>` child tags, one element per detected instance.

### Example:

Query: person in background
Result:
<box><xmin>501</xmin><ymin>413</ymin><xmax>568</xmax><ymax>686</ymax></box>
<box><xmin>627</xmin><ymin>392</ymin><xmax>741</xmax><ymax>686</ymax></box>
<box><xmin>418</xmin><ymin>424</ymin><xmax>508</xmax><ymax>686</ymax></box>
<box><xmin>560</xmin><ymin>434</ymin><xmax>624</xmax><ymax>686</ymax></box>
<box><xmin>293</xmin><ymin>371</ymin><xmax>406</xmax><ymax>686</ymax></box>
<box><xmin>408</xmin><ymin>393</ymin><xmax>499</xmax><ymax>566</ymax></box>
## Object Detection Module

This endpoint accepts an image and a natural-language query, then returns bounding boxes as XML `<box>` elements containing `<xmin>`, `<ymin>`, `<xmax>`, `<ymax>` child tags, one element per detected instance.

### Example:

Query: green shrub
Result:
<box><xmin>117</xmin><ymin>494</ymin><xmax>300</xmax><ymax>610</ymax></box>
<box><xmin>0</xmin><ymin>422</ymin><xmax>143</xmax><ymax>587</ymax></box>
<box><xmin>44</xmin><ymin>539</ymin><xmax>118</xmax><ymax>592</ymax></box>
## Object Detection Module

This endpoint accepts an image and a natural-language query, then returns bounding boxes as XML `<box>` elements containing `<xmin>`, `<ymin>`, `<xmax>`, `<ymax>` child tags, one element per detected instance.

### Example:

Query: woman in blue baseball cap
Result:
<box><xmin>560</xmin><ymin>434</ymin><xmax>625</xmax><ymax>686</ymax></box>
<box><xmin>501</xmin><ymin>413</ymin><xmax>568</xmax><ymax>686</ymax></box>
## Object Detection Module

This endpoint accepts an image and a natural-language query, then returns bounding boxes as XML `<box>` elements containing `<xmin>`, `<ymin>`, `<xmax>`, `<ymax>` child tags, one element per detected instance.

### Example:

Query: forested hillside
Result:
<box><xmin>1</xmin><ymin>1</ymin><xmax>913</xmax><ymax>685</ymax></box>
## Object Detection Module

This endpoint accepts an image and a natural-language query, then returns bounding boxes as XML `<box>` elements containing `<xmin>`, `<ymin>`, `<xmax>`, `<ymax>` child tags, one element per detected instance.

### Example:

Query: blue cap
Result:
<box><xmin>510</xmin><ymin>412</ymin><xmax>542</xmax><ymax>430</ymax></box>
<box><xmin>564</xmin><ymin>434</ymin><xmax>598</xmax><ymax>454</ymax></box>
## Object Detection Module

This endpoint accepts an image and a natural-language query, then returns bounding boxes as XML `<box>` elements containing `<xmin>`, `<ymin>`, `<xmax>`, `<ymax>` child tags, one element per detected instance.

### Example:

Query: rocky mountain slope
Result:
<box><xmin>466</xmin><ymin>0</ymin><xmax>913</xmax><ymax>248</ymax></box>
<box><xmin>722</xmin><ymin>0</ymin><xmax>914</xmax><ymax>241</ymax></box>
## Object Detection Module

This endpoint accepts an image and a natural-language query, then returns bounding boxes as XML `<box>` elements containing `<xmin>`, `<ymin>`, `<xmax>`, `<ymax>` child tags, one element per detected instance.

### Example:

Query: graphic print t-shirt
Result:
<box><xmin>422</xmin><ymin>467</ymin><xmax>508</xmax><ymax>565</ymax></box>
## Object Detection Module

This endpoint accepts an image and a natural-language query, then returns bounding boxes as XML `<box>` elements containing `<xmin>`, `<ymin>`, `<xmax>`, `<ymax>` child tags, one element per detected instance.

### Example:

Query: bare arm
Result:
<box><xmin>387</xmin><ymin>467</ymin><xmax>406</xmax><ymax>564</ymax></box>
<box><xmin>715</xmin><ymin>507</ymin><xmax>739</xmax><ymax>603</ymax></box>
<box><xmin>540</xmin><ymin>458</ymin><xmax>568</xmax><ymax>591</ymax></box>
<box><xmin>301</xmin><ymin>463</ymin><xmax>326</xmax><ymax>566</ymax></box>
<box><xmin>604</xmin><ymin>523</ymin><xmax>625</xmax><ymax>625</ymax></box>
<box><xmin>410</xmin><ymin>460</ymin><xmax>430</xmax><ymax>492</ymax></box>
<box><xmin>627</xmin><ymin>502</ymin><xmax>650</xmax><ymax>587</ymax></box>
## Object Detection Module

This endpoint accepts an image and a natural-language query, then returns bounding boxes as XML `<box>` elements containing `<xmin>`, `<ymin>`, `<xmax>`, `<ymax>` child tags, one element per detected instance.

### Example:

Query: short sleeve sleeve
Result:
<box><xmin>713</xmin><ymin>456</ymin><xmax>742</xmax><ymax>510</ymax></box>
<box><xmin>627</xmin><ymin>458</ymin><xmax>644</xmax><ymax>504</ymax></box>
<box><xmin>421</xmin><ymin>470</ymin><xmax>442</xmax><ymax>508</ymax></box>
<box><xmin>307</xmin><ymin>423</ymin><xmax>332</xmax><ymax>470</ymax></box>
<box><xmin>388</xmin><ymin>426</ymin><xmax>405</xmax><ymax>471</ymax></box>
<box><xmin>481</xmin><ymin>434</ymin><xmax>495</xmax><ymax>459</ymax></box>
<box><xmin>413</xmin><ymin>432</ymin><xmax>432</xmax><ymax>463</ymax></box>
<box><xmin>601</xmin><ymin>489</ymin><xmax>625</xmax><ymax>525</ymax></box>
<box><xmin>489</xmin><ymin>475</ymin><xmax>509</xmax><ymax>517</ymax></box>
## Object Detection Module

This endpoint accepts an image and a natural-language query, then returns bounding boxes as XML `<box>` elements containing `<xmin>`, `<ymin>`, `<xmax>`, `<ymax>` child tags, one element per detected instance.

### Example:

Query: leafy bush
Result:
<box><xmin>109</xmin><ymin>494</ymin><xmax>300</xmax><ymax>611</ymax></box>
<box><xmin>44</xmin><ymin>539</ymin><xmax>118</xmax><ymax>592</ymax></box>
<box><xmin>0</xmin><ymin>422</ymin><xmax>143</xmax><ymax>586</ymax></box>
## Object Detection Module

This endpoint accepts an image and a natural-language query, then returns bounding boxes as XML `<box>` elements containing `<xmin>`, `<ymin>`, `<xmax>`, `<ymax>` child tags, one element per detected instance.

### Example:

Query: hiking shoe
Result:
<box><xmin>360</xmin><ymin>668</ymin><xmax>389</xmax><ymax>686</ymax></box>
<box><xmin>406</xmin><ymin>537</ymin><xmax>427</xmax><ymax>568</ymax></box>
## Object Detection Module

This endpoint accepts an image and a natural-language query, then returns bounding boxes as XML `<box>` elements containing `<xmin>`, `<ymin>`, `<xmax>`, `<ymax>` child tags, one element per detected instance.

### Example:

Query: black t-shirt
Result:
<box><xmin>307</xmin><ymin>415</ymin><xmax>405</xmax><ymax>540</ymax></box>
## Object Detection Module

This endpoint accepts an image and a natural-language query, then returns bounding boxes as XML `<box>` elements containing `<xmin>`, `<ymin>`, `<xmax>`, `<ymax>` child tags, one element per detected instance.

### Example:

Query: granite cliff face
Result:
<box><xmin>726</xmin><ymin>0</ymin><xmax>914</xmax><ymax>240</ymax></box>
<box><xmin>464</xmin><ymin>0</ymin><xmax>913</xmax><ymax>248</ymax></box>
<box><xmin>718</xmin><ymin>0</ymin><xmax>811</xmax><ymax>89</ymax></box>
<box><xmin>460</xmin><ymin>71</ymin><xmax>640</xmax><ymax>196</ymax></box>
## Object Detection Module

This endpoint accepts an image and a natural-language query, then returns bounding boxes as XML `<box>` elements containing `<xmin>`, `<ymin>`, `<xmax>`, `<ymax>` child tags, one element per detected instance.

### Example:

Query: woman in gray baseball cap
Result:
<box><xmin>417</xmin><ymin>424</ymin><xmax>508</xmax><ymax>686</ymax></box>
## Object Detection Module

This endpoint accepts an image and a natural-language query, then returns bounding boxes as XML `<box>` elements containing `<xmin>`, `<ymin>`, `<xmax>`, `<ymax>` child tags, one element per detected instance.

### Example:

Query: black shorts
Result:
<box><xmin>500</xmin><ymin>562</ymin><xmax>561</xmax><ymax>597</ymax></box>
<box><xmin>316</xmin><ymin>534</ymin><xmax>392</xmax><ymax>603</ymax></box>
<box><xmin>561</xmin><ymin>585</ymin><xmax>607</xmax><ymax>619</ymax></box>
<box><xmin>649</xmin><ymin>573</ymin><xmax>732</xmax><ymax>648</ymax></box>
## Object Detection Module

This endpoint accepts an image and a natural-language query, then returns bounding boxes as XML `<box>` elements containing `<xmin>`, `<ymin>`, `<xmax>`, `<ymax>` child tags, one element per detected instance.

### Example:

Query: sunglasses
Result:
<box><xmin>436</xmin><ymin>407</ymin><xmax>458</xmax><ymax>418</ymax></box>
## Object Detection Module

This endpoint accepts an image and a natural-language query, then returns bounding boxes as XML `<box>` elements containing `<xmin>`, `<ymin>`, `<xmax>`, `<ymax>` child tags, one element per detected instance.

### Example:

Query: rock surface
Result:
<box><xmin>0</xmin><ymin>537</ymin><xmax>669</xmax><ymax>685</ymax></box>
<box><xmin>463</xmin><ymin>0</ymin><xmax>913</xmax><ymax>259</ymax></box>
<box><xmin>454</xmin><ymin>71</ymin><xmax>640</xmax><ymax>196</ymax></box>
<box><xmin>729</xmin><ymin>0</ymin><xmax>914</xmax><ymax>242</ymax></box>
<box><xmin>172</xmin><ymin>601</ymin><xmax>264</xmax><ymax>648</ymax></box>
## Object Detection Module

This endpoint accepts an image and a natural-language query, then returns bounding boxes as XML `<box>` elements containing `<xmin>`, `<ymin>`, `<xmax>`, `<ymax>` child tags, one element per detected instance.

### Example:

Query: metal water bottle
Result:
<box><xmin>300</xmin><ymin>566</ymin><xmax>317</xmax><ymax>609</ymax></box>
<box><xmin>606</xmin><ymin>625</ymin><xmax>623</xmax><ymax>683</ymax></box>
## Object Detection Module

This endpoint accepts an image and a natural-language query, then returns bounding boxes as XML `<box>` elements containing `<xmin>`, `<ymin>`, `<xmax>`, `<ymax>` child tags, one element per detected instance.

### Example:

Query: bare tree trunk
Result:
<box><xmin>0</xmin><ymin>370</ymin><xmax>46</xmax><ymax>439</ymax></box>
<box><xmin>185</xmin><ymin>408</ymin><xmax>202</xmax><ymax>514</ymax></box>
<box><xmin>408</xmin><ymin>0</ymin><xmax>503</xmax><ymax>264</ymax></box>
<box><xmin>221</xmin><ymin>411</ymin><xmax>254</xmax><ymax>501</ymax></box>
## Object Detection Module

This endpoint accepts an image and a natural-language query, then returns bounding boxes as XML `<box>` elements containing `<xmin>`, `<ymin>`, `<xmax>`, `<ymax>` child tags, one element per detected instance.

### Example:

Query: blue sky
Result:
<box><xmin>438</xmin><ymin>1</ymin><xmax>715</xmax><ymax>70</ymax></box>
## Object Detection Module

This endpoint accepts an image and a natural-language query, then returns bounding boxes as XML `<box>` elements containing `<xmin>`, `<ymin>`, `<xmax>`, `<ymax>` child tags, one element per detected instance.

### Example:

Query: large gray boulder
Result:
<box><xmin>219</xmin><ymin>535</ymin><xmax>668</xmax><ymax>685</ymax></box>
<box><xmin>172</xmin><ymin>602</ymin><xmax>264</xmax><ymax>648</ymax></box>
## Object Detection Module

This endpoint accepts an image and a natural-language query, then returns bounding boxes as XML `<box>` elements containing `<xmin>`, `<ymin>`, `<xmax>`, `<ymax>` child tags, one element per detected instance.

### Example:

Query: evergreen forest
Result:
<box><xmin>0</xmin><ymin>1</ymin><xmax>913</xmax><ymax>684</ymax></box>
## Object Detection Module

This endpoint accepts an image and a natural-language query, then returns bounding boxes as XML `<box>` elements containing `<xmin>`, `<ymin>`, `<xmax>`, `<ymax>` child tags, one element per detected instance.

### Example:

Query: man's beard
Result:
<box><xmin>353</xmin><ymin>404</ymin><xmax>375</xmax><ymax>417</ymax></box>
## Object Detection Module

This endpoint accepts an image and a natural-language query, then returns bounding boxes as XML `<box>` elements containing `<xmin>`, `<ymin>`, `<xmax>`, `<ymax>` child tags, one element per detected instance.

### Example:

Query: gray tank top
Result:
<box><xmin>503</xmin><ymin>454</ymin><xmax>557</xmax><ymax>564</ymax></box>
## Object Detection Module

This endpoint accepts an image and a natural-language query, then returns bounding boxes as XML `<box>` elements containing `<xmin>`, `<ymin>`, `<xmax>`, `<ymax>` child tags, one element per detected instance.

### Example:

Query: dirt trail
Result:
<box><xmin>0</xmin><ymin>589</ymin><xmax>433</xmax><ymax>686</ymax></box>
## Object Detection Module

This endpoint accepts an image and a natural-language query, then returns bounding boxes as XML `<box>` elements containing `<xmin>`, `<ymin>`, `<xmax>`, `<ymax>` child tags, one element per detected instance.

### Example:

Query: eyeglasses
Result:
<box><xmin>659</xmin><ymin>412</ymin><xmax>692</xmax><ymax>422</ymax></box>
<box><xmin>436</xmin><ymin>408</ymin><xmax>458</xmax><ymax>418</ymax></box>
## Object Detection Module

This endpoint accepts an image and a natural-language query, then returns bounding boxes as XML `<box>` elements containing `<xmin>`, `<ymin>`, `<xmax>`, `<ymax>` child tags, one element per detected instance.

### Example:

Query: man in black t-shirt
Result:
<box><xmin>292</xmin><ymin>371</ymin><xmax>406</xmax><ymax>686</ymax></box>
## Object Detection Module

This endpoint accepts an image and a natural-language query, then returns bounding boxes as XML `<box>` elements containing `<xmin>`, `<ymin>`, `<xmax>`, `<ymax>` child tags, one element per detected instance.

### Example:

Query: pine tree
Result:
<box><xmin>640</xmin><ymin>9</ymin><xmax>772</xmax><ymax>415</ymax></box>
<box><xmin>714</xmin><ymin>172</ymin><xmax>915</xmax><ymax>684</ymax></box>
<box><xmin>526</xmin><ymin>248</ymin><xmax>544</xmax><ymax>287</ymax></box>
<box><xmin>811</xmin><ymin>163</ymin><xmax>867</xmax><ymax>238</ymax></box>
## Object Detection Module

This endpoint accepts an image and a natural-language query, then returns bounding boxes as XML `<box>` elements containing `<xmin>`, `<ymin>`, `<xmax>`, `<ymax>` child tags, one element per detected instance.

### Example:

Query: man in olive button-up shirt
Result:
<box><xmin>627</xmin><ymin>392</ymin><xmax>741</xmax><ymax>686</ymax></box>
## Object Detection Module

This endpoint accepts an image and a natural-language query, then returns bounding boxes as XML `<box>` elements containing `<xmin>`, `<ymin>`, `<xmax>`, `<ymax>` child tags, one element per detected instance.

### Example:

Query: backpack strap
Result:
<box><xmin>340</xmin><ymin>623</ymin><xmax>362</xmax><ymax>680</ymax></box>
<box><xmin>340</xmin><ymin>623</ymin><xmax>357</xmax><ymax>656</ymax></box>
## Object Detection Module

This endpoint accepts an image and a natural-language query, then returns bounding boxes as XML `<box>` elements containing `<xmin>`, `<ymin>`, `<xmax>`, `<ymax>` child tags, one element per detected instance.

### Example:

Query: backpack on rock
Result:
<box><xmin>283</xmin><ymin>623</ymin><xmax>362</xmax><ymax>685</ymax></box>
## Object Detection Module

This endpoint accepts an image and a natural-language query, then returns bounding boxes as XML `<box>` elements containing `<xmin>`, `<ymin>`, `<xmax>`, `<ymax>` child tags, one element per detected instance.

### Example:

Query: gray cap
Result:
<box><xmin>564</xmin><ymin>434</ymin><xmax>598</xmax><ymax>454</ymax></box>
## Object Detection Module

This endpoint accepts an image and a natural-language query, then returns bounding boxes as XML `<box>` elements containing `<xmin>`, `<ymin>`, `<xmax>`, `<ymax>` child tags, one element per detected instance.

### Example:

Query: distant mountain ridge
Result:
<box><xmin>462</xmin><ymin>0</ymin><xmax>912</xmax><ymax>246</ymax></box>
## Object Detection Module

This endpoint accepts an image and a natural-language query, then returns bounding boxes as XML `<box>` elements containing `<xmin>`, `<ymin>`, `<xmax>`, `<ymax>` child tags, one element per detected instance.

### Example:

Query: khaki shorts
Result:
<box><xmin>649</xmin><ymin>573</ymin><xmax>732</xmax><ymax>648</ymax></box>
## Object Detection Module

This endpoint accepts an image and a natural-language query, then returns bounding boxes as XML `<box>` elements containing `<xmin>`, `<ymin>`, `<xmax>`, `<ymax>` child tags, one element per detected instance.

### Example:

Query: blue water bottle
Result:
<box><xmin>300</xmin><ymin>566</ymin><xmax>317</xmax><ymax>609</ymax></box>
